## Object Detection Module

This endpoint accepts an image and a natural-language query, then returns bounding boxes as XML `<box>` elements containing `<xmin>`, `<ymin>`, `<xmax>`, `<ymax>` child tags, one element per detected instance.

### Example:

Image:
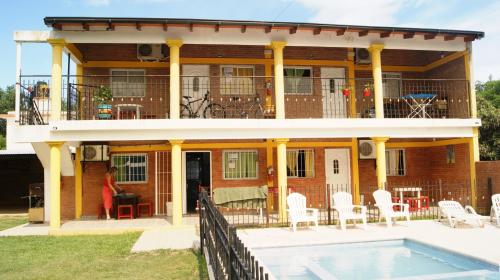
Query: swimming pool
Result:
<box><xmin>253</xmin><ymin>239</ymin><xmax>500</xmax><ymax>279</ymax></box>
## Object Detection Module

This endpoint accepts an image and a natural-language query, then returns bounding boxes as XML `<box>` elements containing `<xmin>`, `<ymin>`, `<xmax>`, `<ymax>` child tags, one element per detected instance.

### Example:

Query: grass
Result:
<box><xmin>0</xmin><ymin>230</ymin><xmax>208</xmax><ymax>280</ymax></box>
<box><xmin>0</xmin><ymin>215</ymin><xmax>28</xmax><ymax>231</ymax></box>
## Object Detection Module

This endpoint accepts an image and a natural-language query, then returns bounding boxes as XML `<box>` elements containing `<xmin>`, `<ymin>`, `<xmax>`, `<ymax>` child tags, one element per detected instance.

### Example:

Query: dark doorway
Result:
<box><xmin>185</xmin><ymin>152</ymin><xmax>211</xmax><ymax>213</ymax></box>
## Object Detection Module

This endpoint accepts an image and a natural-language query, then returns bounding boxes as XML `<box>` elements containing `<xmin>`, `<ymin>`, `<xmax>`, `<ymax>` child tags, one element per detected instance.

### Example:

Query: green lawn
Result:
<box><xmin>0</xmin><ymin>215</ymin><xmax>27</xmax><ymax>231</ymax></box>
<box><xmin>0</xmin><ymin>231</ymin><xmax>208</xmax><ymax>280</ymax></box>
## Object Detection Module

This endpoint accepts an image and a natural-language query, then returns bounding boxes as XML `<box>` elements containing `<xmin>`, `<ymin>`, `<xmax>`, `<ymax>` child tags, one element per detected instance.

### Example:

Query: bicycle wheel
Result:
<box><xmin>251</xmin><ymin>104</ymin><xmax>265</xmax><ymax>119</ymax></box>
<box><xmin>203</xmin><ymin>103</ymin><xmax>225</xmax><ymax>119</ymax></box>
<box><xmin>180</xmin><ymin>104</ymin><xmax>191</xmax><ymax>119</ymax></box>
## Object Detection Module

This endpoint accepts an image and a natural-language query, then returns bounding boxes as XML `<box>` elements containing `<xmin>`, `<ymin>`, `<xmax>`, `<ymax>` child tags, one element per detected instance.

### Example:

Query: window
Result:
<box><xmin>287</xmin><ymin>149</ymin><xmax>314</xmax><ymax>178</ymax></box>
<box><xmin>223</xmin><ymin>150</ymin><xmax>258</xmax><ymax>179</ymax></box>
<box><xmin>284</xmin><ymin>67</ymin><xmax>312</xmax><ymax>95</ymax></box>
<box><xmin>385</xmin><ymin>149</ymin><xmax>406</xmax><ymax>176</ymax></box>
<box><xmin>111</xmin><ymin>153</ymin><xmax>148</xmax><ymax>183</ymax></box>
<box><xmin>446</xmin><ymin>145</ymin><xmax>455</xmax><ymax>164</ymax></box>
<box><xmin>220</xmin><ymin>66</ymin><xmax>255</xmax><ymax>95</ymax></box>
<box><xmin>333</xmin><ymin>159</ymin><xmax>339</xmax><ymax>174</ymax></box>
<box><xmin>110</xmin><ymin>69</ymin><xmax>146</xmax><ymax>97</ymax></box>
<box><xmin>382</xmin><ymin>72</ymin><xmax>402</xmax><ymax>98</ymax></box>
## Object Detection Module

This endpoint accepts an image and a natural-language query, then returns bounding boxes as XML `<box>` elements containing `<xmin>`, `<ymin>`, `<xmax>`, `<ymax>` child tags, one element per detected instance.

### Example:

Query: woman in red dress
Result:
<box><xmin>102</xmin><ymin>167</ymin><xmax>121</xmax><ymax>220</ymax></box>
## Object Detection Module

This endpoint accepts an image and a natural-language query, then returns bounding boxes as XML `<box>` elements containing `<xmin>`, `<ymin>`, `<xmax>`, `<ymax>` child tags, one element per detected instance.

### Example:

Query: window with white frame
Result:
<box><xmin>385</xmin><ymin>149</ymin><xmax>406</xmax><ymax>176</ymax></box>
<box><xmin>382</xmin><ymin>72</ymin><xmax>402</xmax><ymax>98</ymax></box>
<box><xmin>111</xmin><ymin>153</ymin><xmax>148</xmax><ymax>183</ymax></box>
<box><xmin>287</xmin><ymin>149</ymin><xmax>314</xmax><ymax>178</ymax></box>
<box><xmin>220</xmin><ymin>66</ymin><xmax>255</xmax><ymax>95</ymax></box>
<box><xmin>110</xmin><ymin>69</ymin><xmax>146</xmax><ymax>97</ymax></box>
<box><xmin>223</xmin><ymin>150</ymin><xmax>258</xmax><ymax>179</ymax></box>
<box><xmin>284</xmin><ymin>67</ymin><xmax>312</xmax><ymax>95</ymax></box>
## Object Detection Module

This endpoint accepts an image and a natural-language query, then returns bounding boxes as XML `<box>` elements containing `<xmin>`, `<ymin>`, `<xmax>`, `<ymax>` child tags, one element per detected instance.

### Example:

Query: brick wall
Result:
<box><xmin>67</xmin><ymin>141</ymin><xmax>475</xmax><ymax>218</ymax></box>
<box><xmin>359</xmin><ymin>144</ymin><xmax>471</xmax><ymax>204</ymax></box>
<box><xmin>61</xmin><ymin>176</ymin><xmax>75</xmax><ymax>220</ymax></box>
<box><xmin>476</xmin><ymin>161</ymin><xmax>500</xmax><ymax>209</ymax></box>
<box><xmin>80</xmin><ymin>152</ymin><xmax>157</xmax><ymax>217</ymax></box>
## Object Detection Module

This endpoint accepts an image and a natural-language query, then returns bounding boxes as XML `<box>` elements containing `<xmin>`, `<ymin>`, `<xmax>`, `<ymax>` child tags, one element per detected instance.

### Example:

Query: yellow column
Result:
<box><xmin>372</xmin><ymin>137</ymin><xmax>389</xmax><ymax>189</ymax></box>
<box><xmin>351</xmin><ymin>138</ymin><xmax>361</xmax><ymax>204</ymax></box>
<box><xmin>347</xmin><ymin>48</ymin><xmax>357</xmax><ymax>118</ymax></box>
<box><xmin>76</xmin><ymin>64</ymin><xmax>84</xmax><ymax>119</ymax></box>
<box><xmin>167</xmin><ymin>40</ymin><xmax>183</xmax><ymax>119</ymax></box>
<box><xmin>170</xmin><ymin>140</ymin><xmax>184</xmax><ymax>226</ymax></box>
<box><xmin>276</xmin><ymin>138</ymin><xmax>288</xmax><ymax>222</ymax></box>
<box><xmin>48</xmin><ymin>141</ymin><xmax>64</xmax><ymax>229</ymax></box>
<box><xmin>464</xmin><ymin>45</ymin><xmax>480</xmax><ymax>162</ymax></box>
<box><xmin>48</xmin><ymin>39</ymin><xmax>65</xmax><ymax>122</ymax></box>
<box><xmin>264</xmin><ymin>56</ymin><xmax>274</xmax><ymax>115</ymax></box>
<box><xmin>74</xmin><ymin>147</ymin><xmax>83</xmax><ymax>219</ymax></box>
<box><xmin>368</xmin><ymin>44</ymin><xmax>385</xmax><ymax>119</ymax></box>
<box><xmin>271</xmin><ymin>41</ymin><xmax>286</xmax><ymax>119</ymax></box>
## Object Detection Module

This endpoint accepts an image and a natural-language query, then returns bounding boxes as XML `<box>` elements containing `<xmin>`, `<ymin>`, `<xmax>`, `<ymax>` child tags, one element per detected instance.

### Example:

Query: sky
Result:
<box><xmin>0</xmin><ymin>0</ymin><xmax>499</xmax><ymax>88</ymax></box>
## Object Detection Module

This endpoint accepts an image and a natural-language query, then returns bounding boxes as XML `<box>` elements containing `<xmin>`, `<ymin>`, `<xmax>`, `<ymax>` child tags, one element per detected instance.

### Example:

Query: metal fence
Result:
<box><xmin>214</xmin><ymin>179</ymin><xmax>490</xmax><ymax>228</ymax></box>
<box><xmin>17</xmin><ymin>75</ymin><xmax>471</xmax><ymax>124</ymax></box>
<box><xmin>181</xmin><ymin>75</ymin><xmax>274</xmax><ymax>119</ymax></box>
<box><xmin>199</xmin><ymin>191</ymin><xmax>269</xmax><ymax>280</ymax></box>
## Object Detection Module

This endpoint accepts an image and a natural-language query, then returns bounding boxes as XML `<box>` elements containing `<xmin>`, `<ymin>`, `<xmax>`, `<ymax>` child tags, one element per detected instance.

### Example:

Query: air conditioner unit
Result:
<box><xmin>359</xmin><ymin>140</ymin><xmax>376</xmax><ymax>159</ymax></box>
<box><xmin>355</xmin><ymin>48</ymin><xmax>371</xmax><ymax>64</ymax></box>
<box><xmin>137</xmin><ymin>44</ymin><xmax>165</xmax><ymax>61</ymax></box>
<box><xmin>81</xmin><ymin>145</ymin><xmax>109</xmax><ymax>162</ymax></box>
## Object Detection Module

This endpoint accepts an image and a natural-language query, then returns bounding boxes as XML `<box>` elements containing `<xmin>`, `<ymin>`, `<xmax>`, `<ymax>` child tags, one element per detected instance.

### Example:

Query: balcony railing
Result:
<box><xmin>17</xmin><ymin>75</ymin><xmax>471</xmax><ymax>125</ymax></box>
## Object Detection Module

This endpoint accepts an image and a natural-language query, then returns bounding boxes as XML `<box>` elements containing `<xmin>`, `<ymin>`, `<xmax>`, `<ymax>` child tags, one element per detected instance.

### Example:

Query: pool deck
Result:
<box><xmin>238</xmin><ymin>220</ymin><xmax>500</xmax><ymax>270</ymax></box>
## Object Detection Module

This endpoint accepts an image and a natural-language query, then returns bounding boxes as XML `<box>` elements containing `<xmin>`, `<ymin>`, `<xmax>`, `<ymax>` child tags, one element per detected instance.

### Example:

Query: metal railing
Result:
<box><xmin>380</xmin><ymin>78</ymin><xmax>471</xmax><ymax>119</ymax></box>
<box><xmin>199</xmin><ymin>191</ymin><xmax>270</xmax><ymax>280</ymax></box>
<box><xmin>181</xmin><ymin>75</ymin><xmax>274</xmax><ymax>119</ymax></box>
<box><xmin>17</xmin><ymin>75</ymin><xmax>471</xmax><ymax>125</ymax></box>
<box><xmin>214</xmin><ymin>179</ymin><xmax>490</xmax><ymax>228</ymax></box>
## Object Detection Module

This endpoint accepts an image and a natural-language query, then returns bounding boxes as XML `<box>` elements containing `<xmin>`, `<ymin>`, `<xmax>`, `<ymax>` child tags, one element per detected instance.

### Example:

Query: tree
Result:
<box><xmin>0</xmin><ymin>85</ymin><xmax>15</xmax><ymax>149</ymax></box>
<box><xmin>475</xmin><ymin>80</ymin><xmax>500</xmax><ymax>160</ymax></box>
<box><xmin>0</xmin><ymin>85</ymin><xmax>15</xmax><ymax>114</ymax></box>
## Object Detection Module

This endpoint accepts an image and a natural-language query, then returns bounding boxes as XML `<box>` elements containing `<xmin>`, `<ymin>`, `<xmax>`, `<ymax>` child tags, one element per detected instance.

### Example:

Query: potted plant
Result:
<box><xmin>94</xmin><ymin>86</ymin><xmax>113</xmax><ymax>120</ymax></box>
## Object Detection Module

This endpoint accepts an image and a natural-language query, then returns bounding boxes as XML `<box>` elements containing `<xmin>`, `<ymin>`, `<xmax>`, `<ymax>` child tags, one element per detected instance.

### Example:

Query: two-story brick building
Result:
<box><xmin>12</xmin><ymin>17</ymin><xmax>484</xmax><ymax>229</ymax></box>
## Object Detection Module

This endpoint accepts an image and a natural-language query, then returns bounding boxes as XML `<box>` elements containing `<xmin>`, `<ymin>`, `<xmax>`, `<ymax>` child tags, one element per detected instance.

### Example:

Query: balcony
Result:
<box><xmin>18</xmin><ymin>75</ymin><xmax>471</xmax><ymax>125</ymax></box>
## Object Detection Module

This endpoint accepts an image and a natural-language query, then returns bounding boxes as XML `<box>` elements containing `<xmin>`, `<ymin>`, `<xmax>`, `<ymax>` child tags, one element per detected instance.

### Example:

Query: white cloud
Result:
<box><xmin>83</xmin><ymin>0</ymin><xmax>111</xmax><ymax>6</ymax></box>
<box><xmin>82</xmin><ymin>0</ymin><xmax>173</xmax><ymax>6</ymax></box>
<box><xmin>296</xmin><ymin>0</ymin><xmax>405</xmax><ymax>25</ymax></box>
<box><xmin>298</xmin><ymin>0</ymin><xmax>498</xmax><ymax>81</ymax></box>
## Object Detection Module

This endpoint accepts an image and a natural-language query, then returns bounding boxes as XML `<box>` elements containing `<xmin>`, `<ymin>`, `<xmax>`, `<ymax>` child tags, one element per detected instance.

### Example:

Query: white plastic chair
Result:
<box><xmin>490</xmin><ymin>194</ymin><xmax>500</xmax><ymax>226</ymax></box>
<box><xmin>287</xmin><ymin>193</ymin><xmax>318</xmax><ymax>232</ymax></box>
<box><xmin>438</xmin><ymin>200</ymin><xmax>484</xmax><ymax>228</ymax></box>
<box><xmin>373</xmin><ymin>189</ymin><xmax>410</xmax><ymax>227</ymax></box>
<box><xmin>332</xmin><ymin>192</ymin><xmax>367</xmax><ymax>230</ymax></box>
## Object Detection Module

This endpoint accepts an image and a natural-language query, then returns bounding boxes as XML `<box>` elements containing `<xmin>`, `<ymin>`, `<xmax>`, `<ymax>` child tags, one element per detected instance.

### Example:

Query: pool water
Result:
<box><xmin>253</xmin><ymin>240</ymin><xmax>500</xmax><ymax>279</ymax></box>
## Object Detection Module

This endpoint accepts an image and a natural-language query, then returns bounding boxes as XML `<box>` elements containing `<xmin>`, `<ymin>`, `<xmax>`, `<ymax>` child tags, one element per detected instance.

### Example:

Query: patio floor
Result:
<box><xmin>237</xmin><ymin>220</ymin><xmax>500</xmax><ymax>269</ymax></box>
<box><xmin>0</xmin><ymin>215</ymin><xmax>199</xmax><ymax>236</ymax></box>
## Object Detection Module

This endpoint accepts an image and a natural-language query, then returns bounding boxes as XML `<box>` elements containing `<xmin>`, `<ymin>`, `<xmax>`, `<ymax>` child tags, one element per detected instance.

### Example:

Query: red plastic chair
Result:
<box><xmin>137</xmin><ymin>202</ymin><xmax>152</xmax><ymax>217</ymax></box>
<box><xmin>117</xmin><ymin>205</ymin><xmax>134</xmax><ymax>219</ymax></box>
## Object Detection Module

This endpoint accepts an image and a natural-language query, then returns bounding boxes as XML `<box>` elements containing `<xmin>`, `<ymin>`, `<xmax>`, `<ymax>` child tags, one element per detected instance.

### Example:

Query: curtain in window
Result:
<box><xmin>286</xmin><ymin>151</ymin><xmax>297</xmax><ymax>177</ymax></box>
<box><xmin>397</xmin><ymin>150</ymin><xmax>405</xmax><ymax>175</ymax></box>
<box><xmin>304</xmin><ymin>150</ymin><xmax>314</xmax><ymax>177</ymax></box>
<box><xmin>221</xmin><ymin>67</ymin><xmax>254</xmax><ymax>95</ymax></box>
<box><xmin>224</xmin><ymin>151</ymin><xmax>257</xmax><ymax>179</ymax></box>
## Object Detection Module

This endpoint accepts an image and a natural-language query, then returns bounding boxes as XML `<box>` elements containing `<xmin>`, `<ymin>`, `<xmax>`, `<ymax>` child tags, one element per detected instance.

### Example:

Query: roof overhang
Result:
<box><xmin>43</xmin><ymin>17</ymin><xmax>484</xmax><ymax>42</ymax></box>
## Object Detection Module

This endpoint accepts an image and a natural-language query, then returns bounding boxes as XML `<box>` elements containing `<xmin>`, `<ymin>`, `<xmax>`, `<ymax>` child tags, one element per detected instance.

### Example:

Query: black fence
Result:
<box><xmin>211</xmin><ymin>179</ymin><xmax>491</xmax><ymax>228</ymax></box>
<box><xmin>199</xmin><ymin>191</ymin><xmax>269</xmax><ymax>280</ymax></box>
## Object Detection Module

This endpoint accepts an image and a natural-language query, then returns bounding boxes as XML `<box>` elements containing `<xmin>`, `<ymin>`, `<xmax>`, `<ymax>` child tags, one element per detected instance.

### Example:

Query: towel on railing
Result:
<box><xmin>213</xmin><ymin>185</ymin><xmax>268</xmax><ymax>209</ymax></box>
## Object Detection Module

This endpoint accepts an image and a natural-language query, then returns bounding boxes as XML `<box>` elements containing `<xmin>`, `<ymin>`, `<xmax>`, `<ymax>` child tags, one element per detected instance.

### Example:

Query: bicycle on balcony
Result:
<box><xmin>180</xmin><ymin>91</ymin><xmax>225</xmax><ymax>118</ymax></box>
<box><xmin>224</xmin><ymin>93</ymin><xmax>265</xmax><ymax>119</ymax></box>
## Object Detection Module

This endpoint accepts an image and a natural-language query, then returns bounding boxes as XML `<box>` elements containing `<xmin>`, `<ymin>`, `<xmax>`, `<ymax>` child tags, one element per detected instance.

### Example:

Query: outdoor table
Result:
<box><xmin>402</xmin><ymin>93</ymin><xmax>437</xmax><ymax>118</ymax></box>
<box><xmin>116</xmin><ymin>104</ymin><xmax>143</xmax><ymax>119</ymax></box>
<box><xmin>112</xmin><ymin>193</ymin><xmax>139</xmax><ymax>219</ymax></box>
<box><xmin>393</xmin><ymin>187</ymin><xmax>422</xmax><ymax>209</ymax></box>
